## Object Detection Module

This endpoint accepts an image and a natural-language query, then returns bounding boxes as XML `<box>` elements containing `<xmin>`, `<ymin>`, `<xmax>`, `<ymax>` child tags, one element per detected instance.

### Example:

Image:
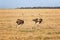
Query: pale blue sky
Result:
<box><xmin>0</xmin><ymin>0</ymin><xmax>60</xmax><ymax>8</ymax></box>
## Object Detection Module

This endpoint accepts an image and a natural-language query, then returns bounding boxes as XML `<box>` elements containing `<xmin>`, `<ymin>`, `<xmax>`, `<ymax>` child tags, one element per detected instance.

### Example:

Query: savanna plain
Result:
<box><xmin>0</xmin><ymin>9</ymin><xmax>60</xmax><ymax>40</ymax></box>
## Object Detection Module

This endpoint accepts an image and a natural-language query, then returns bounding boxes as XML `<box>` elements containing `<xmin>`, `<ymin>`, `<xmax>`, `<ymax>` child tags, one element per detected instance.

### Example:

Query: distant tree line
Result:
<box><xmin>16</xmin><ymin>7</ymin><xmax>60</xmax><ymax>9</ymax></box>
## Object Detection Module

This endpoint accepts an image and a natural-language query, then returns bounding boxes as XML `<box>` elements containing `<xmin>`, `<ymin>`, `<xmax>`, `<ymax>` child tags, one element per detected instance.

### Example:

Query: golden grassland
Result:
<box><xmin>0</xmin><ymin>9</ymin><xmax>60</xmax><ymax>40</ymax></box>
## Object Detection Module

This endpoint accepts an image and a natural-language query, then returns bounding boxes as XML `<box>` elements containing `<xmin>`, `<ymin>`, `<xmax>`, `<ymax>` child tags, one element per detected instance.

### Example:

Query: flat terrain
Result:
<box><xmin>0</xmin><ymin>9</ymin><xmax>60</xmax><ymax>40</ymax></box>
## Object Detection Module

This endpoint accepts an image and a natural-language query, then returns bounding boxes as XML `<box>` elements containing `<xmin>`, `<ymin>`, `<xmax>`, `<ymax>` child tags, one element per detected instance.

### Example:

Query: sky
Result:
<box><xmin>0</xmin><ymin>0</ymin><xmax>60</xmax><ymax>8</ymax></box>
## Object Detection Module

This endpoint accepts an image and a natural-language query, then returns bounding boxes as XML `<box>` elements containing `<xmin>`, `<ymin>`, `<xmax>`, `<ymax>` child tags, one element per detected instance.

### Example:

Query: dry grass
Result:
<box><xmin>0</xmin><ymin>9</ymin><xmax>60</xmax><ymax>40</ymax></box>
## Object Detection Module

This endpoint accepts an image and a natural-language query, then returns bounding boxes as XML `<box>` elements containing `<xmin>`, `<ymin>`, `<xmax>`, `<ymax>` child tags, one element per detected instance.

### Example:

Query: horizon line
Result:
<box><xmin>0</xmin><ymin>7</ymin><xmax>60</xmax><ymax>9</ymax></box>
<box><xmin>16</xmin><ymin>7</ymin><xmax>60</xmax><ymax>9</ymax></box>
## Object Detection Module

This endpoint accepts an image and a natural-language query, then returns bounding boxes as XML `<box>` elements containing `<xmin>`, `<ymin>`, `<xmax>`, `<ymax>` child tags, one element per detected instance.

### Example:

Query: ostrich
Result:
<box><xmin>16</xmin><ymin>19</ymin><xmax>24</xmax><ymax>28</ymax></box>
<box><xmin>32</xmin><ymin>18</ymin><xmax>43</xmax><ymax>29</ymax></box>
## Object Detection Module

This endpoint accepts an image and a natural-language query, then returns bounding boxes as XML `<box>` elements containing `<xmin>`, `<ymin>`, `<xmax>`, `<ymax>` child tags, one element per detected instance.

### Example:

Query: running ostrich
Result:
<box><xmin>32</xmin><ymin>18</ymin><xmax>43</xmax><ymax>29</ymax></box>
<box><xmin>16</xmin><ymin>19</ymin><xmax>24</xmax><ymax>27</ymax></box>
